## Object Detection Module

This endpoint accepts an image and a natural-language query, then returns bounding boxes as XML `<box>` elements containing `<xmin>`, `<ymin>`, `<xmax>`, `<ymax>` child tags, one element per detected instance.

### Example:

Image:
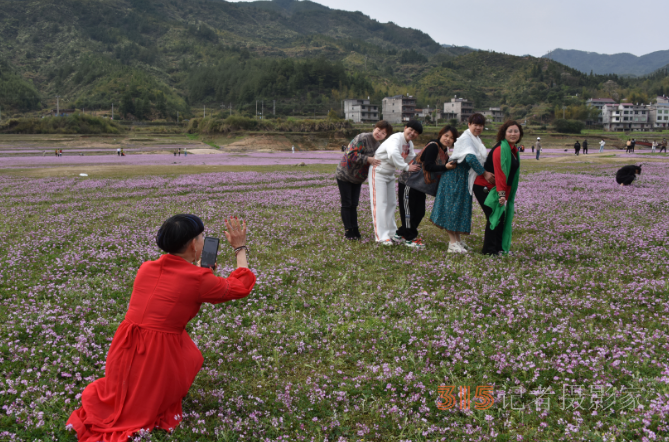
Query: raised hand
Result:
<box><xmin>224</xmin><ymin>217</ymin><xmax>247</xmax><ymax>249</ymax></box>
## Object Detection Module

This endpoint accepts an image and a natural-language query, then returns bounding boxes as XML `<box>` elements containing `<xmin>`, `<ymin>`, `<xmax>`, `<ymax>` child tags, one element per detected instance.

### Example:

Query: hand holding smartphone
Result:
<box><xmin>200</xmin><ymin>237</ymin><xmax>220</xmax><ymax>269</ymax></box>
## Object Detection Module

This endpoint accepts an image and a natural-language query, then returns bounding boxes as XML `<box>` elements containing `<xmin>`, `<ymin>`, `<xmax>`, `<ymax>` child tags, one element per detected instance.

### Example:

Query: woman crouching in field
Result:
<box><xmin>473</xmin><ymin>120</ymin><xmax>522</xmax><ymax>255</ymax></box>
<box><xmin>335</xmin><ymin>120</ymin><xmax>393</xmax><ymax>240</ymax></box>
<box><xmin>67</xmin><ymin>214</ymin><xmax>255</xmax><ymax>441</ymax></box>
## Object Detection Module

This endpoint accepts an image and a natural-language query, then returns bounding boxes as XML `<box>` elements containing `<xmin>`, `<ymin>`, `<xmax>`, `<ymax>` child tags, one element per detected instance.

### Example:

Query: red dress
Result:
<box><xmin>67</xmin><ymin>254</ymin><xmax>256</xmax><ymax>441</ymax></box>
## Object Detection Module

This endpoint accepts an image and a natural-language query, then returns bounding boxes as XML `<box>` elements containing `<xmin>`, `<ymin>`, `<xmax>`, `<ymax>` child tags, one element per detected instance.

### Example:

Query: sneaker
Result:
<box><xmin>404</xmin><ymin>239</ymin><xmax>426</xmax><ymax>249</ymax></box>
<box><xmin>378</xmin><ymin>239</ymin><xmax>395</xmax><ymax>246</ymax></box>
<box><xmin>391</xmin><ymin>233</ymin><xmax>404</xmax><ymax>243</ymax></box>
<box><xmin>447</xmin><ymin>242</ymin><xmax>466</xmax><ymax>254</ymax></box>
<box><xmin>458</xmin><ymin>241</ymin><xmax>471</xmax><ymax>251</ymax></box>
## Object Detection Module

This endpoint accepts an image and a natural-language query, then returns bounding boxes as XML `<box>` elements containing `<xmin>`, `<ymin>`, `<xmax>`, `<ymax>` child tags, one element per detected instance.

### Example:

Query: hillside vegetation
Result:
<box><xmin>544</xmin><ymin>48</ymin><xmax>669</xmax><ymax>77</ymax></box>
<box><xmin>0</xmin><ymin>0</ymin><xmax>668</xmax><ymax>122</ymax></box>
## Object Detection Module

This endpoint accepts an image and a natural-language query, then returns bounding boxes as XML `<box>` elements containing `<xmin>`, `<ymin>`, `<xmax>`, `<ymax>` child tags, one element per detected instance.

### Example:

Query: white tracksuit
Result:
<box><xmin>369</xmin><ymin>132</ymin><xmax>415</xmax><ymax>242</ymax></box>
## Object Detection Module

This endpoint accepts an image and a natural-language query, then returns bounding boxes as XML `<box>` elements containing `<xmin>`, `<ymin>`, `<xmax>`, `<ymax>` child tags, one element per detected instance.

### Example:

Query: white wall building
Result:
<box><xmin>481</xmin><ymin>107</ymin><xmax>503</xmax><ymax>123</ymax></box>
<box><xmin>585</xmin><ymin>98</ymin><xmax>616</xmax><ymax>124</ymax></box>
<box><xmin>382</xmin><ymin>95</ymin><xmax>417</xmax><ymax>124</ymax></box>
<box><xmin>602</xmin><ymin>103</ymin><xmax>651</xmax><ymax>131</ymax></box>
<box><xmin>344</xmin><ymin>99</ymin><xmax>379</xmax><ymax>123</ymax></box>
<box><xmin>443</xmin><ymin>96</ymin><xmax>474</xmax><ymax>123</ymax></box>
<box><xmin>649</xmin><ymin>103</ymin><xmax>669</xmax><ymax>129</ymax></box>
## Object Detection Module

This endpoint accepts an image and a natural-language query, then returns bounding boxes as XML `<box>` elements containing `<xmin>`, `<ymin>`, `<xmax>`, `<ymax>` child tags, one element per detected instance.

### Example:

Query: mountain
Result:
<box><xmin>0</xmin><ymin>0</ymin><xmax>471</xmax><ymax>117</ymax></box>
<box><xmin>543</xmin><ymin>48</ymin><xmax>669</xmax><ymax>76</ymax></box>
<box><xmin>0</xmin><ymin>0</ymin><xmax>666</xmax><ymax>121</ymax></box>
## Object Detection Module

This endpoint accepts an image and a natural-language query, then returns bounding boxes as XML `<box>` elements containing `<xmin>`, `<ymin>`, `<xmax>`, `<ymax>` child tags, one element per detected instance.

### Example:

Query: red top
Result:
<box><xmin>67</xmin><ymin>254</ymin><xmax>256</xmax><ymax>441</ymax></box>
<box><xmin>474</xmin><ymin>143</ymin><xmax>518</xmax><ymax>194</ymax></box>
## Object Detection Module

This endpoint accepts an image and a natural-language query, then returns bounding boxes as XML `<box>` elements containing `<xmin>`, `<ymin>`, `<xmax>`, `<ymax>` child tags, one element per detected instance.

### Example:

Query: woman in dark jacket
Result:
<box><xmin>395</xmin><ymin>125</ymin><xmax>459</xmax><ymax>248</ymax></box>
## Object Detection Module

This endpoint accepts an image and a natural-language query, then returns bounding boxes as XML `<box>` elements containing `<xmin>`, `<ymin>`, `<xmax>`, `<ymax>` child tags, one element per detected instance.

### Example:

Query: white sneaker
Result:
<box><xmin>458</xmin><ymin>242</ymin><xmax>471</xmax><ymax>251</ymax></box>
<box><xmin>391</xmin><ymin>234</ymin><xmax>404</xmax><ymax>243</ymax></box>
<box><xmin>447</xmin><ymin>242</ymin><xmax>465</xmax><ymax>253</ymax></box>
<box><xmin>378</xmin><ymin>239</ymin><xmax>395</xmax><ymax>246</ymax></box>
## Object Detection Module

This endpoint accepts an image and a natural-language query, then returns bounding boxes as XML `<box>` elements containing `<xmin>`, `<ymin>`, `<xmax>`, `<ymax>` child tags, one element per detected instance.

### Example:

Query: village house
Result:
<box><xmin>343</xmin><ymin>99</ymin><xmax>379</xmax><ymax>123</ymax></box>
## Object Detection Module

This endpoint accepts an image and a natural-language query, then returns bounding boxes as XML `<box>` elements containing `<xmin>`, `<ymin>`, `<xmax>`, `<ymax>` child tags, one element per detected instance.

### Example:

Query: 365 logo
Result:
<box><xmin>437</xmin><ymin>385</ymin><xmax>494</xmax><ymax>410</ymax></box>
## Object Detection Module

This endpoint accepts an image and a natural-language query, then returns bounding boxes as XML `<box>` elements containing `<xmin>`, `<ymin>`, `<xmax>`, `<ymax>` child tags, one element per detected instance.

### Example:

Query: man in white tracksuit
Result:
<box><xmin>369</xmin><ymin>120</ymin><xmax>422</xmax><ymax>245</ymax></box>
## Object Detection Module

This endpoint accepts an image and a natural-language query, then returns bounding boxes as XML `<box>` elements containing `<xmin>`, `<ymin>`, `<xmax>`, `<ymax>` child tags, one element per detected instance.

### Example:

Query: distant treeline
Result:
<box><xmin>0</xmin><ymin>114</ymin><xmax>123</xmax><ymax>134</ymax></box>
<box><xmin>0</xmin><ymin>60</ymin><xmax>42</xmax><ymax>111</ymax></box>
<box><xmin>186</xmin><ymin>57</ymin><xmax>374</xmax><ymax>105</ymax></box>
<box><xmin>188</xmin><ymin>115</ymin><xmax>353</xmax><ymax>134</ymax></box>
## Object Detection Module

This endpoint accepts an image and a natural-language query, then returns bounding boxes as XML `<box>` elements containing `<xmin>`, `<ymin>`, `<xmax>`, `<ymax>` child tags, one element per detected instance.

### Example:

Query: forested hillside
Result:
<box><xmin>544</xmin><ymin>48</ymin><xmax>669</xmax><ymax>77</ymax></box>
<box><xmin>0</xmin><ymin>0</ymin><xmax>668</xmax><ymax>121</ymax></box>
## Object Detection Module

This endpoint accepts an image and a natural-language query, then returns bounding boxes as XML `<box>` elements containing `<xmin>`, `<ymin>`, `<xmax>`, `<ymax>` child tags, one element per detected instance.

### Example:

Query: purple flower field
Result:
<box><xmin>0</xmin><ymin>147</ymin><xmax>662</xmax><ymax>169</ymax></box>
<box><xmin>0</xmin><ymin>163</ymin><xmax>668</xmax><ymax>441</ymax></box>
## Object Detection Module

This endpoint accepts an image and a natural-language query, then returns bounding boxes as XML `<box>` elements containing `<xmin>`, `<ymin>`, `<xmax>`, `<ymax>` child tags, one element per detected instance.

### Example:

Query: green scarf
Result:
<box><xmin>483</xmin><ymin>140</ymin><xmax>520</xmax><ymax>252</ymax></box>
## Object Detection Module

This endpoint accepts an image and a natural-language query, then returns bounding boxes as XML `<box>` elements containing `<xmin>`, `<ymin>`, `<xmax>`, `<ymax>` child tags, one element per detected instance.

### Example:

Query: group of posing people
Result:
<box><xmin>335</xmin><ymin>113</ymin><xmax>522</xmax><ymax>255</ymax></box>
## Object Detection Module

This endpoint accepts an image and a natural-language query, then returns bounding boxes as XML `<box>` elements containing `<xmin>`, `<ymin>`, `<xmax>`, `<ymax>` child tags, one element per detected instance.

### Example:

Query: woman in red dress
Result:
<box><xmin>67</xmin><ymin>214</ymin><xmax>255</xmax><ymax>441</ymax></box>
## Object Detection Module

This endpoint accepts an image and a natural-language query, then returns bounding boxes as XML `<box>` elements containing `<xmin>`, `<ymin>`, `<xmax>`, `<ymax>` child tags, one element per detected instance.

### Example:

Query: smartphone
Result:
<box><xmin>200</xmin><ymin>237</ymin><xmax>220</xmax><ymax>269</ymax></box>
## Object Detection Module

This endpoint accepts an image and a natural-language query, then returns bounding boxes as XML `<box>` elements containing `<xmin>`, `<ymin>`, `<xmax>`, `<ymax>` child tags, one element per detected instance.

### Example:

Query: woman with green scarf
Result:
<box><xmin>472</xmin><ymin>120</ymin><xmax>522</xmax><ymax>255</ymax></box>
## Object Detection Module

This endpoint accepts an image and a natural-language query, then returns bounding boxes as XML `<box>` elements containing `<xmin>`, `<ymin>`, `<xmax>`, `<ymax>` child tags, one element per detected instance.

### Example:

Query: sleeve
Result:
<box><xmin>491</xmin><ymin>148</ymin><xmax>510</xmax><ymax>196</ymax></box>
<box><xmin>465</xmin><ymin>154</ymin><xmax>486</xmax><ymax>176</ymax></box>
<box><xmin>388</xmin><ymin>138</ymin><xmax>411</xmax><ymax>171</ymax></box>
<box><xmin>422</xmin><ymin>144</ymin><xmax>448</xmax><ymax>173</ymax></box>
<box><xmin>199</xmin><ymin>267</ymin><xmax>256</xmax><ymax>304</ymax></box>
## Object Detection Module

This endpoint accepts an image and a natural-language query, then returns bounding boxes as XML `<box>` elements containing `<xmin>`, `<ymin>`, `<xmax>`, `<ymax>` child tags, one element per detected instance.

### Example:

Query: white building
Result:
<box><xmin>649</xmin><ymin>103</ymin><xmax>669</xmax><ymax>129</ymax></box>
<box><xmin>602</xmin><ymin>103</ymin><xmax>651</xmax><ymax>131</ymax></box>
<box><xmin>481</xmin><ymin>107</ymin><xmax>503</xmax><ymax>123</ymax></box>
<box><xmin>344</xmin><ymin>99</ymin><xmax>379</xmax><ymax>123</ymax></box>
<box><xmin>585</xmin><ymin>98</ymin><xmax>616</xmax><ymax>124</ymax></box>
<box><xmin>443</xmin><ymin>96</ymin><xmax>474</xmax><ymax>123</ymax></box>
<box><xmin>382</xmin><ymin>95</ymin><xmax>417</xmax><ymax>124</ymax></box>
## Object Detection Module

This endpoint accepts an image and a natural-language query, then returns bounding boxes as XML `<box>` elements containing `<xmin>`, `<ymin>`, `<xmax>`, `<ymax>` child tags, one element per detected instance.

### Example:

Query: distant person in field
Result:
<box><xmin>616</xmin><ymin>165</ymin><xmax>641</xmax><ymax>186</ymax></box>
<box><xmin>582</xmin><ymin>139</ymin><xmax>588</xmax><ymax>154</ymax></box>
<box><xmin>184</xmin><ymin>147</ymin><xmax>188</xmax><ymax>157</ymax></box>
<box><xmin>174</xmin><ymin>148</ymin><xmax>177</xmax><ymax>157</ymax></box>
<box><xmin>535</xmin><ymin>137</ymin><xmax>541</xmax><ymax>160</ymax></box>
<box><xmin>66</xmin><ymin>215</ymin><xmax>255</xmax><ymax>441</ymax></box>
<box><xmin>396</xmin><ymin>125</ymin><xmax>458</xmax><ymax>248</ymax></box>
<box><xmin>626</xmin><ymin>139</ymin><xmax>632</xmax><ymax>153</ymax></box>
<box><xmin>370</xmin><ymin>120</ymin><xmax>421</xmax><ymax>245</ymax></box>
<box><xmin>660</xmin><ymin>138</ymin><xmax>667</xmax><ymax>153</ymax></box>
<box><xmin>574</xmin><ymin>141</ymin><xmax>580</xmax><ymax>156</ymax></box>
<box><xmin>55</xmin><ymin>149</ymin><xmax>58</xmax><ymax>157</ymax></box>
<box><xmin>335</xmin><ymin>120</ymin><xmax>392</xmax><ymax>240</ymax></box>
<box><xmin>117</xmin><ymin>148</ymin><xmax>121</xmax><ymax>156</ymax></box>
<box><xmin>631</xmin><ymin>138</ymin><xmax>636</xmax><ymax>153</ymax></box>
<box><xmin>432</xmin><ymin>115</ymin><xmax>493</xmax><ymax>254</ymax></box>
<box><xmin>652</xmin><ymin>140</ymin><xmax>658</xmax><ymax>153</ymax></box>
<box><xmin>599</xmin><ymin>139</ymin><xmax>606</xmax><ymax>153</ymax></box>
<box><xmin>473</xmin><ymin>120</ymin><xmax>522</xmax><ymax>255</ymax></box>
<box><xmin>178</xmin><ymin>148</ymin><xmax>181</xmax><ymax>156</ymax></box>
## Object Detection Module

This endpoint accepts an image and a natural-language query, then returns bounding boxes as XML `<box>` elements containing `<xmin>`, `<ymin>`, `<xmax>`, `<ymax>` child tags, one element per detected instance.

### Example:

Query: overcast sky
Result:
<box><xmin>231</xmin><ymin>0</ymin><xmax>666</xmax><ymax>57</ymax></box>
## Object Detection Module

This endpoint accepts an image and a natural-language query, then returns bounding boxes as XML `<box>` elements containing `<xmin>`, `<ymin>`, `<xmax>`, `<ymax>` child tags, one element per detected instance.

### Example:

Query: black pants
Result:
<box><xmin>660</xmin><ymin>146</ymin><xmax>667</xmax><ymax>153</ymax></box>
<box><xmin>473</xmin><ymin>185</ymin><xmax>506</xmax><ymax>255</ymax></box>
<box><xmin>336</xmin><ymin>179</ymin><xmax>362</xmax><ymax>230</ymax></box>
<box><xmin>583</xmin><ymin>146</ymin><xmax>588</xmax><ymax>154</ymax></box>
<box><xmin>396</xmin><ymin>182</ymin><xmax>426</xmax><ymax>241</ymax></box>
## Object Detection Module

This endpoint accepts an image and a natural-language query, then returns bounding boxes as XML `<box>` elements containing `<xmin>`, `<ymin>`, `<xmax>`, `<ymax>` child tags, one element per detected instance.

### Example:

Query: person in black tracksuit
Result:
<box><xmin>396</xmin><ymin>126</ymin><xmax>457</xmax><ymax>244</ymax></box>
<box><xmin>574</xmin><ymin>141</ymin><xmax>581</xmax><ymax>155</ymax></box>
<box><xmin>582</xmin><ymin>139</ymin><xmax>588</xmax><ymax>154</ymax></box>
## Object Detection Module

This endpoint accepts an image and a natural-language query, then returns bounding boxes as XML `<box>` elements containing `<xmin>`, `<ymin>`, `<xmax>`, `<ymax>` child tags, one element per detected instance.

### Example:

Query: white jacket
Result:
<box><xmin>374</xmin><ymin>132</ymin><xmax>415</xmax><ymax>173</ymax></box>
